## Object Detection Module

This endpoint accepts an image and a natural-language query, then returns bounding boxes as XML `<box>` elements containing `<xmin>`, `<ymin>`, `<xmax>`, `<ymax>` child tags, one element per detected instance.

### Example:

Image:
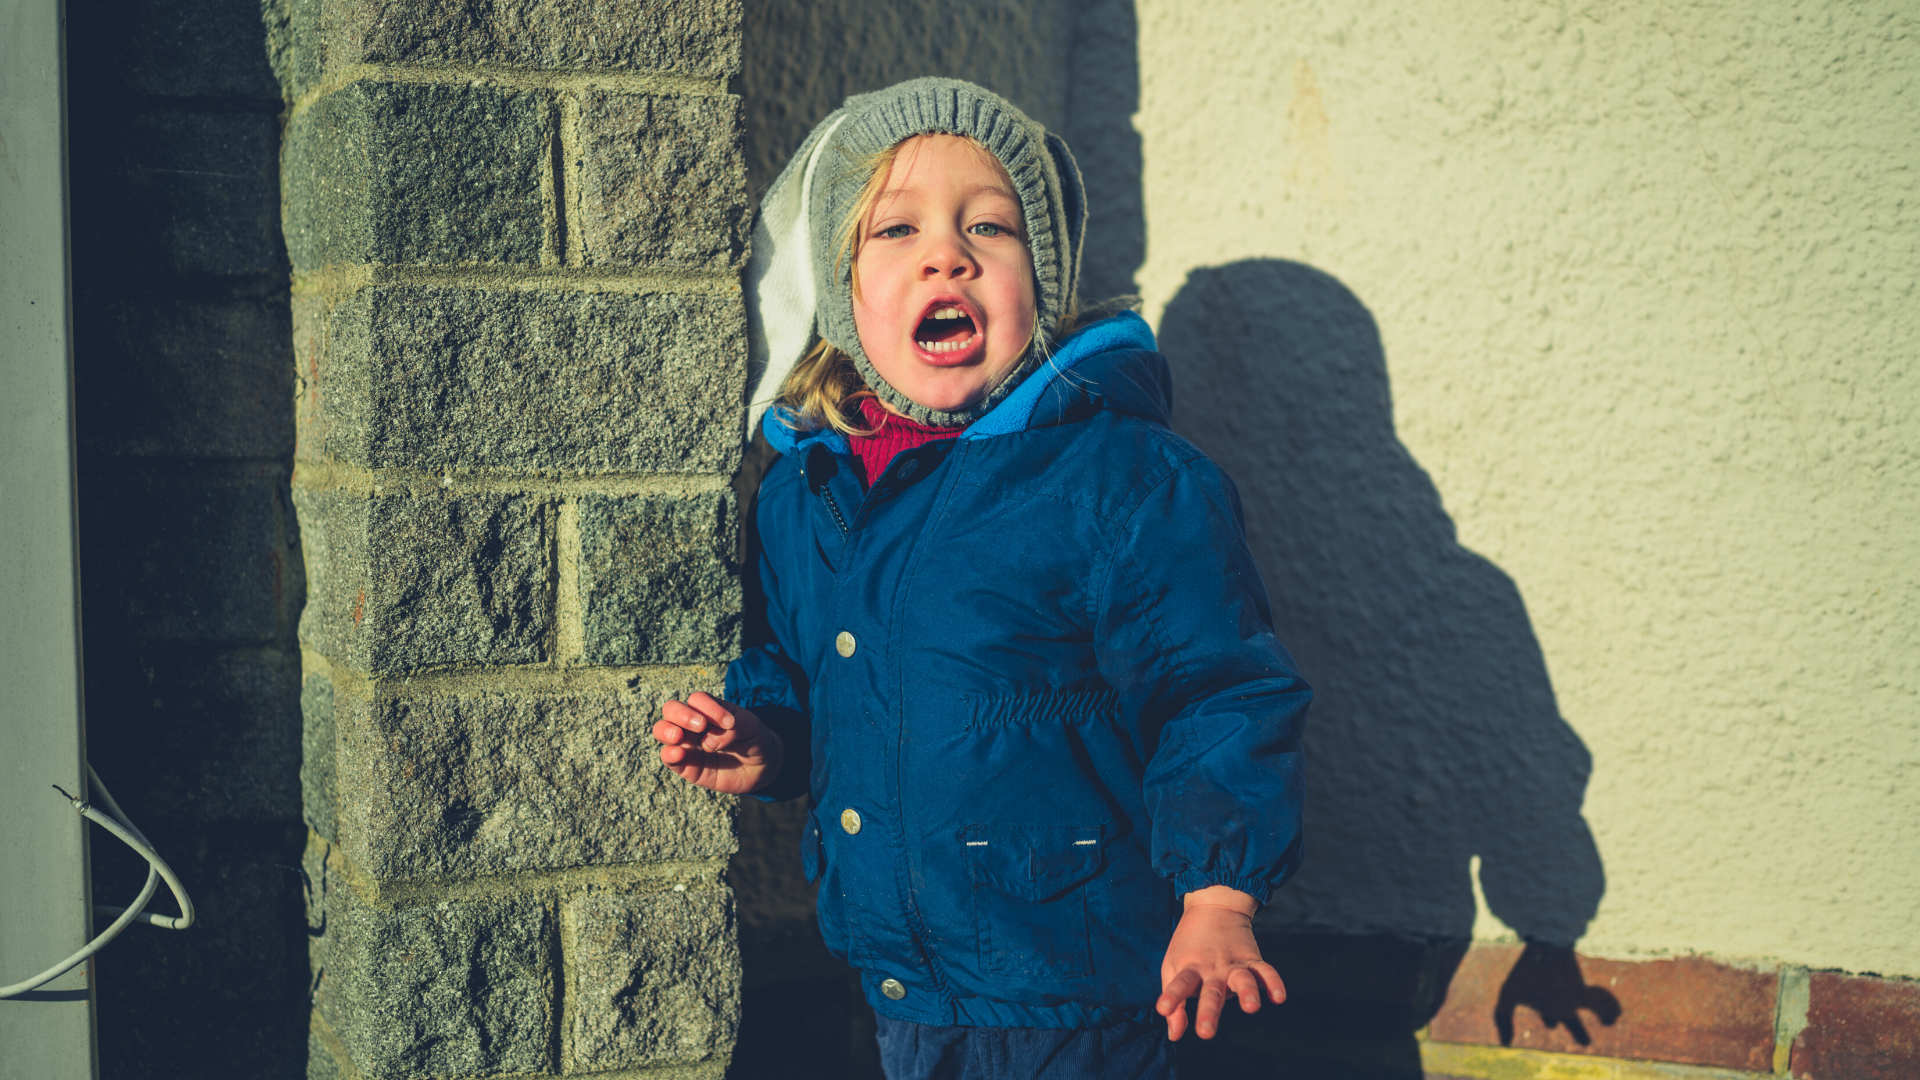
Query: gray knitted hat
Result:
<box><xmin>745</xmin><ymin>78</ymin><xmax>1087</xmax><ymax>431</ymax></box>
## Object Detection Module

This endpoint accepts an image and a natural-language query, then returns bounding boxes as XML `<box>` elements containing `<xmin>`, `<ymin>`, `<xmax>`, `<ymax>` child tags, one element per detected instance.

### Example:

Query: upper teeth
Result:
<box><xmin>931</xmin><ymin>307</ymin><xmax>965</xmax><ymax>320</ymax></box>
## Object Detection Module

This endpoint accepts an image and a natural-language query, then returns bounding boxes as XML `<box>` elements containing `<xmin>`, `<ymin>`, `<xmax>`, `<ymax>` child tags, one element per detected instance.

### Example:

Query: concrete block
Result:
<box><xmin>76</xmin><ymin>290</ymin><xmax>294</xmax><ymax>460</ymax></box>
<box><xmin>295</xmin><ymin>488</ymin><xmax>551</xmax><ymax>674</ymax></box>
<box><xmin>91</xmin><ymin>821</ymin><xmax>307</xmax><ymax>1005</ymax></box>
<box><xmin>283</xmin><ymin>81</ymin><xmax>546</xmax><ymax>272</ymax></box>
<box><xmin>80</xmin><ymin>646</ymin><xmax>303</xmax><ymax>825</ymax></box>
<box><xmin>334</xmin><ymin>680</ymin><xmax>735</xmax><ymax>881</ymax></box>
<box><xmin>307</xmin><ymin>1030</ymin><xmax>345</xmax><ymax>1080</ymax></box>
<box><xmin>95</xmin><ymin>995</ymin><xmax>309</xmax><ymax>1080</ymax></box>
<box><xmin>324</xmin><ymin>0</ymin><xmax>742</xmax><ymax>78</ymax></box>
<box><xmin>575</xmin><ymin>91</ymin><xmax>748</xmax><ymax>271</ymax></box>
<box><xmin>71</xmin><ymin>108</ymin><xmax>283</xmax><ymax>278</ymax></box>
<box><xmin>80</xmin><ymin>467</ymin><xmax>293</xmax><ymax>644</ymax></box>
<box><xmin>579</xmin><ymin>491</ymin><xmax>741</xmax><ymax>665</ymax></box>
<box><xmin>315</xmin><ymin>888</ymin><xmax>553</xmax><ymax>1078</ymax></box>
<box><xmin>110</xmin><ymin>0</ymin><xmax>284</xmax><ymax>100</ymax></box>
<box><xmin>293</xmin><ymin>289</ymin><xmax>332</xmax><ymax>465</ymax></box>
<box><xmin>262</xmin><ymin>0</ymin><xmax>323</xmax><ymax>101</ymax></box>
<box><xmin>303</xmin><ymin>833</ymin><xmax>331</xmax><ymax>939</ymax></box>
<box><xmin>564</xmin><ymin>888</ymin><xmax>741</xmax><ymax>1069</ymax></box>
<box><xmin>315</xmin><ymin>286</ymin><xmax>744</xmax><ymax>473</ymax></box>
<box><xmin>303</xmin><ymin>670</ymin><xmax>338</xmax><ymax>841</ymax></box>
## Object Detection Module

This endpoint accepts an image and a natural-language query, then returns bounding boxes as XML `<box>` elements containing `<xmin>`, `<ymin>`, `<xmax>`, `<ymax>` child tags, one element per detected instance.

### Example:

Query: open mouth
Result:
<box><xmin>915</xmin><ymin>303</ymin><xmax>980</xmax><ymax>355</ymax></box>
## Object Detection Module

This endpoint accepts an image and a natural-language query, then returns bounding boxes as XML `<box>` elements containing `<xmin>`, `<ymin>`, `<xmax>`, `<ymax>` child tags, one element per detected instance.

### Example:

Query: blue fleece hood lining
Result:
<box><xmin>760</xmin><ymin>311</ymin><xmax>1157</xmax><ymax>454</ymax></box>
<box><xmin>963</xmin><ymin>311</ymin><xmax>1156</xmax><ymax>439</ymax></box>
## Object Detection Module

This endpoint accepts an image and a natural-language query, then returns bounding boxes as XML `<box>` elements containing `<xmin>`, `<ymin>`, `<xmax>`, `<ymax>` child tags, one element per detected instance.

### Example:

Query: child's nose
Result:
<box><xmin>918</xmin><ymin>228</ymin><xmax>978</xmax><ymax>278</ymax></box>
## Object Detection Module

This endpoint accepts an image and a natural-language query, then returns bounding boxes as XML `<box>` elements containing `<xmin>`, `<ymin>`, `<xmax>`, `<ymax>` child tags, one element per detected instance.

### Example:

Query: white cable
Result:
<box><xmin>84</xmin><ymin>765</ymin><xmax>193</xmax><ymax>931</ymax></box>
<box><xmin>0</xmin><ymin>766</ymin><xmax>194</xmax><ymax>999</ymax></box>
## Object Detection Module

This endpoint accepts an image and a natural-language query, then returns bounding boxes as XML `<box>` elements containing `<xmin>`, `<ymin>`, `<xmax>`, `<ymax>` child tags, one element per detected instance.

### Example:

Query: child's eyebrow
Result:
<box><xmin>877</xmin><ymin>183</ymin><xmax>1019</xmax><ymax>205</ymax></box>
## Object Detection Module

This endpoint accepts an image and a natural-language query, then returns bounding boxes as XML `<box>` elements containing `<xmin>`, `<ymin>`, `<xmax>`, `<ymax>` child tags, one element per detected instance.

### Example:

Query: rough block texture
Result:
<box><xmin>284</xmin><ymin>81</ymin><xmax>546</xmax><ymax>272</ymax></box>
<box><xmin>565</xmin><ymin>889</ymin><xmax>741</xmax><ymax>1069</ymax></box>
<box><xmin>579</xmin><ymin>491</ymin><xmax>741</xmax><ymax>664</ymax></box>
<box><xmin>87</xmin><ymin>816</ymin><xmax>309</xmax><ymax>1079</ymax></box>
<box><xmin>70</xmin><ymin>0</ymin><xmax>282</xmax><ymax>100</ymax></box>
<box><xmin>76</xmin><ymin>289</ymin><xmax>294</xmax><ymax>459</ymax></box>
<box><xmin>1792</xmin><ymin>972</ymin><xmax>1920</xmax><ymax>1080</ymax></box>
<box><xmin>576</xmin><ymin>91</ymin><xmax>748</xmax><ymax>271</ymax></box>
<box><xmin>70</xmin><ymin>108</ymin><xmax>284</xmax><ymax>278</ymax></box>
<box><xmin>309</xmin><ymin>286</ymin><xmax>745</xmax><ymax>473</ymax></box>
<box><xmin>295</xmin><ymin>488</ymin><xmax>551</xmax><ymax>674</ymax></box>
<box><xmin>93</xmin><ymin>828</ymin><xmax>308</xmax><ymax>1003</ymax></box>
<box><xmin>80</xmin><ymin>467</ymin><xmax>294</xmax><ymax>644</ymax></box>
<box><xmin>313</xmin><ymin>882</ymin><xmax>554</xmax><ymax>1079</ymax></box>
<box><xmin>303</xmin><ymin>670</ymin><xmax>339</xmax><ymax>842</ymax></box>
<box><xmin>67</xmin><ymin>0</ymin><xmax>307</xmax><ymax>1072</ymax></box>
<box><xmin>332</xmin><ymin>681</ymin><xmax>735</xmax><ymax>882</ymax></box>
<box><xmin>1426</xmin><ymin>944</ymin><xmax>1778</xmax><ymax>1072</ymax></box>
<box><xmin>82</xmin><ymin>646</ymin><xmax>303</xmax><ymax>823</ymax></box>
<box><xmin>320</xmin><ymin>0</ymin><xmax>743</xmax><ymax>78</ymax></box>
<box><xmin>307</xmin><ymin>1031</ymin><xmax>345</xmax><ymax>1080</ymax></box>
<box><xmin>262</xmin><ymin>0</ymin><xmax>323</xmax><ymax>101</ymax></box>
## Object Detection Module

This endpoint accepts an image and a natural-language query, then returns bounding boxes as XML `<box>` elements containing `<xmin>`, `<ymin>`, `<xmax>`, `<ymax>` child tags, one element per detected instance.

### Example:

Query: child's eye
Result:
<box><xmin>878</xmin><ymin>224</ymin><xmax>914</xmax><ymax>239</ymax></box>
<box><xmin>968</xmin><ymin>222</ymin><xmax>1012</xmax><ymax>237</ymax></box>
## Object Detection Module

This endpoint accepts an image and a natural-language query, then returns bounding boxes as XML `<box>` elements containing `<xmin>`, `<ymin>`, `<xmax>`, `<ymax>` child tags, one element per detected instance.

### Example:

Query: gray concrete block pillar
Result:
<box><xmin>264</xmin><ymin>2</ymin><xmax>749</xmax><ymax>1075</ymax></box>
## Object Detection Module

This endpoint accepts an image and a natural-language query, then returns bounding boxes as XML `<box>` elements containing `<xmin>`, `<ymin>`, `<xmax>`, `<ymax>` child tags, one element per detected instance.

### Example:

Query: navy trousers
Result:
<box><xmin>874</xmin><ymin>1015</ymin><xmax>1177</xmax><ymax>1080</ymax></box>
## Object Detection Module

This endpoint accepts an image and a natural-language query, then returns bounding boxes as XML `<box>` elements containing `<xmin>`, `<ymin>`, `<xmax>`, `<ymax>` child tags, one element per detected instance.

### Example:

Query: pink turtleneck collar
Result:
<box><xmin>847</xmin><ymin>397</ymin><xmax>964</xmax><ymax>487</ymax></box>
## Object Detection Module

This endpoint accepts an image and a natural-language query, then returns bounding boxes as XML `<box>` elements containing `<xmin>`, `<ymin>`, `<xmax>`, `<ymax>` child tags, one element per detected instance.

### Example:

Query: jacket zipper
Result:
<box><xmin>819</xmin><ymin>485</ymin><xmax>850</xmax><ymax>538</ymax></box>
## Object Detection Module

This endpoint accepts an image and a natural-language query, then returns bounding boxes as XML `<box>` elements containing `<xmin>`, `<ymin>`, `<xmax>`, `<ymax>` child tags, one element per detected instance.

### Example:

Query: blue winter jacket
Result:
<box><xmin>725</xmin><ymin>312</ymin><xmax>1310</xmax><ymax>1029</ymax></box>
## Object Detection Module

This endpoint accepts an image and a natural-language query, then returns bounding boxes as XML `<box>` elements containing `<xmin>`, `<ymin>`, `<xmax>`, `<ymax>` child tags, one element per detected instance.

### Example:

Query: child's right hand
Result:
<box><xmin>652</xmin><ymin>691</ymin><xmax>784</xmax><ymax>796</ymax></box>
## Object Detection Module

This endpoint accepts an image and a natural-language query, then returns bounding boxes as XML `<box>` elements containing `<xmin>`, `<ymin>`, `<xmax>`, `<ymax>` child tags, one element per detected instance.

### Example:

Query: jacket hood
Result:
<box><xmin>763</xmin><ymin>311</ymin><xmax>1163</xmax><ymax>456</ymax></box>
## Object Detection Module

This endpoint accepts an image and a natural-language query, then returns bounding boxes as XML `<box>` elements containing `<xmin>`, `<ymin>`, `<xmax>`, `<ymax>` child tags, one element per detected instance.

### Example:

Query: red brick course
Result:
<box><xmin>1426</xmin><ymin>944</ymin><xmax>1777</xmax><ymax>1072</ymax></box>
<box><xmin>1792</xmin><ymin>971</ymin><xmax>1920</xmax><ymax>1080</ymax></box>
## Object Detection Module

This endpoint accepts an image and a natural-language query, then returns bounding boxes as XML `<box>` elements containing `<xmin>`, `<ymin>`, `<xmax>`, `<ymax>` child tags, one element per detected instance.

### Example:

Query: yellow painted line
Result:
<box><xmin>1420</xmin><ymin>1040</ymin><xmax>1772</xmax><ymax>1080</ymax></box>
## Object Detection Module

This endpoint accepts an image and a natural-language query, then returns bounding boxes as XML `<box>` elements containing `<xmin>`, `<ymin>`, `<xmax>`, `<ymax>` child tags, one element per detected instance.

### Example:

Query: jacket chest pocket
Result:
<box><xmin>962</xmin><ymin>824</ymin><xmax>1104</xmax><ymax>979</ymax></box>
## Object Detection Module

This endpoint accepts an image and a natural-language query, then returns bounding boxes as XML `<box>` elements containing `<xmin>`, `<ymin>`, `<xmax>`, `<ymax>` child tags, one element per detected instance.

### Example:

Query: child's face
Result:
<box><xmin>851</xmin><ymin>135</ymin><xmax>1038</xmax><ymax>416</ymax></box>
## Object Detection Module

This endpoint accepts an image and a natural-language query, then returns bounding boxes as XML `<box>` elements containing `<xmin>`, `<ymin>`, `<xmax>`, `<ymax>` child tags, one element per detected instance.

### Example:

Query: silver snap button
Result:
<box><xmin>835</xmin><ymin>631</ymin><xmax>856</xmax><ymax>657</ymax></box>
<box><xmin>840</xmin><ymin>808</ymin><xmax>862</xmax><ymax>835</ymax></box>
<box><xmin>880</xmin><ymin>978</ymin><xmax>906</xmax><ymax>1000</ymax></box>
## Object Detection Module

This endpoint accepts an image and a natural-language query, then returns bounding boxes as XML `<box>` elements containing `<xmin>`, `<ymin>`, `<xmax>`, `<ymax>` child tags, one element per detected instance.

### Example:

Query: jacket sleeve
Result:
<box><xmin>723</xmin><ymin>445</ymin><xmax>814</xmax><ymax>804</ymax></box>
<box><xmin>724</xmin><ymin>634</ymin><xmax>812</xmax><ymax>803</ymax></box>
<box><xmin>1095</xmin><ymin>455</ymin><xmax>1310</xmax><ymax>906</ymax></box>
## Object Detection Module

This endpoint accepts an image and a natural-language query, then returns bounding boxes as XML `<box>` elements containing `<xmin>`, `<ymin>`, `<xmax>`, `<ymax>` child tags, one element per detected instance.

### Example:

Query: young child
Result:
<box><xmin>651</xmin><ymin>78</ymin><xmax>1310</xmax><ymax>1079</ymax></box>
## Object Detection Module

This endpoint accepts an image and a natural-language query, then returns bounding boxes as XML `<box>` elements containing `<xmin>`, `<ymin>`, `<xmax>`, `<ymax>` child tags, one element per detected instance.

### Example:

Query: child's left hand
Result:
<box><xmin>1156</xmin><ymin>886</ymin><xmax>1286</xmax><ymax>1040</ymax></box>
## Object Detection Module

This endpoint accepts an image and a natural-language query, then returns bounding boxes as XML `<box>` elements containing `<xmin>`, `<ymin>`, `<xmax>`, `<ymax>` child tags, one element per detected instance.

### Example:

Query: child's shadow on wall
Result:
<box><xmin>1161</xmin><ymin>260</ymin><xmax>1611</xmax><ymax>1077</ymax></box>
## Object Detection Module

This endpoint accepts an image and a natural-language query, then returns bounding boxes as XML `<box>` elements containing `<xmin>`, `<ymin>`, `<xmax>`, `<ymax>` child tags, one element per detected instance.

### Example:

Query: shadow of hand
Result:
<box><xmin>1494</xmin><ymin>944</ymin><xmax>1622</xmax><ymax>1047</ymax></box>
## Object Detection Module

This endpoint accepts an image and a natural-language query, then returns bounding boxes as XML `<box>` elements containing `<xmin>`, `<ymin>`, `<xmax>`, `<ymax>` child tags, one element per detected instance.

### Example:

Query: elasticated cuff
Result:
<box><xmin>1171</xmin><ymin>870</ymin><xmax>1273</xmax><ymax>909</ymax></box>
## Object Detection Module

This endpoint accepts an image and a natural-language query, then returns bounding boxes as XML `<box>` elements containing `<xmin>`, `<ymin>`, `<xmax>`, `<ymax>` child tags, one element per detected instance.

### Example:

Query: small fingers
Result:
<box><xmin>1156</xmin><ymin>967</ymin><xmax>1202</xmax><ymax>1016</ymax></box>
<box><xmin>1251</xmin><ymin>961</ymin><xmax>1287</xmax><ymax>1005</ymax></box>
<box><xmin>658</xmin><ymin>744</ymin><xmax>693</xmax><ymax>773</ymax></box>
<box><xmin>1162</xmin><ymin>1000</ymin><xmax>1188</xmax><ymax>1041</ymax></box>
<box><xmin>661</xmin><ymin>698</ymin><xmax>711</xmax><ymax>735</ymax></box>
<box><xmin>1193</xmin><ymin>980</ymin><xmax>1229</xmax><ymax>1039</ymax></box>
<box><xmin>1227</xmin><ymin>967</ymin><xmax>1263</xmax><ymax>1015</ymax></box>
<box><xmin>1157</xmin><ymin>967</ymin><xmax>1201</xmax><ymax>1041</ymax></box>
<box><xmin>685</xmin><ymin>691</ymin><xmax>737</xmax><ymax>730</ymax></box>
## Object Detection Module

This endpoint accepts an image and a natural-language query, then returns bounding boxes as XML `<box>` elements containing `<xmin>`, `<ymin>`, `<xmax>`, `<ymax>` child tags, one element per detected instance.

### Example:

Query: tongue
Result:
<box><xmin>917</xmin><ymin>315</ymin><xmax>975</xmax><ymax>344</ymax></box>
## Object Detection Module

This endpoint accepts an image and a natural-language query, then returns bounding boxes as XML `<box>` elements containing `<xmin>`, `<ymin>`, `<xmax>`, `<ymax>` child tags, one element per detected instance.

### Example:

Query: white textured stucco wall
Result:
<box><xmin>1128</xmin><ymin>0</ymin><xmax>1917</xmax><ymax>977</ymax></box>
